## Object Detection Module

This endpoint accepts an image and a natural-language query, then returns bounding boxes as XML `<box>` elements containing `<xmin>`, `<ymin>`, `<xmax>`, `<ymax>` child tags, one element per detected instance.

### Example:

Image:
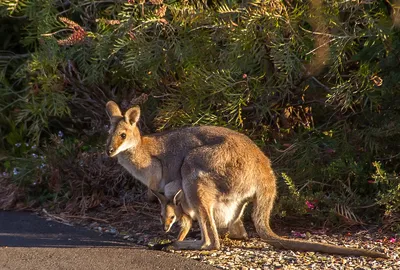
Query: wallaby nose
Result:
<box><xmin>164</xmin><ymin>225</ymin><xmax>170</xmax><ymax>233</ymax></box>
<box><xmin>107</xmin><ymin>147</ymin><xmax>114</xmax><ymax>156</ymax></box>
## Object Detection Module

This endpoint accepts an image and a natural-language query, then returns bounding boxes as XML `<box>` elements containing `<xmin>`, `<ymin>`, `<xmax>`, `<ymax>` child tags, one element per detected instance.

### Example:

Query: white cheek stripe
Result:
<box><xmin>165</xmin><ymin>216</ymin><xmax>176</xmax><ymax>233</ymax></box>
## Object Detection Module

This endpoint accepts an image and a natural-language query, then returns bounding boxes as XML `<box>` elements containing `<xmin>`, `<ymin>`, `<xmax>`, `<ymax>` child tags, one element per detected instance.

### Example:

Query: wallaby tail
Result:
<box><xmin>252</xmin><ymin>186</ymin><xmax>389</xmax><ymax>259</ymax></box>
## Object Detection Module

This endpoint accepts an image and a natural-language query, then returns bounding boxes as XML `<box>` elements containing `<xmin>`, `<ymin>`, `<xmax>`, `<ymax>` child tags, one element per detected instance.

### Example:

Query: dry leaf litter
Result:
<box><xmin>40</xmin><ymin>203</ymin><xmax>399</xmax><ymax>270</ymax></box>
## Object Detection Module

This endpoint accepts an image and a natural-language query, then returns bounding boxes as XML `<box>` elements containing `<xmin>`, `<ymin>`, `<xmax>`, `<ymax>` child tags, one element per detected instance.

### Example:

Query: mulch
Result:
<box><xmin>39</xmin><ymin>202</ymin><xmax>400</xmax><ymax>270</ymax></box>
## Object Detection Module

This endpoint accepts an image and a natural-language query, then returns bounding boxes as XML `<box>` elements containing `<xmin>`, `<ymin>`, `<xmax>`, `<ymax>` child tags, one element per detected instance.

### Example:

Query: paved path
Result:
<box><xmin>0</xmin><ymin>211</ymin><xmax>215</xmax><ymax>270</ymax></box>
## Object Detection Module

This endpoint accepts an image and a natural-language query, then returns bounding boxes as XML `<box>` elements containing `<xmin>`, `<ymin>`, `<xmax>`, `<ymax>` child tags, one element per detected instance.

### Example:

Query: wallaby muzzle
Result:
<box><xmin>164</xmin><ymin>224</ymin><xmax>172</xmax><ymax>233</ymax></box>
<box><xmin>107</xmin><ymin>147</ymin><xmax>114</xmax><ymax>156</ymax></box>
<box><xmin>106</xmin><ymin>136</ymin><xmax>118</xmax><ymax>157</ymax></box>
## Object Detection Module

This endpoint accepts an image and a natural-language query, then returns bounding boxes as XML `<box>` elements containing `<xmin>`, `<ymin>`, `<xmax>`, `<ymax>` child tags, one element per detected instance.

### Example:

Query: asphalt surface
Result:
<box><xmin>0</xmin><ymin>211</ymin><xmax>215</xmax><ymax>270</ymax></box>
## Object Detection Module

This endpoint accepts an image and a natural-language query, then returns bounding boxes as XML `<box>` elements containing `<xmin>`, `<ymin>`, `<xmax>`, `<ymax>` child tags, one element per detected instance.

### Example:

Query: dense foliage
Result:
<box><xmin>0</xmin><ymin>0</ymin><xmax>399</xmax><ymax>231</ymax></box>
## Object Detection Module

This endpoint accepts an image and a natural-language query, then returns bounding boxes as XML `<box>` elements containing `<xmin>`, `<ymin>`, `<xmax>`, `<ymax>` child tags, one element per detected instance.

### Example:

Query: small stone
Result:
<box><xmin>89</xmin><ymin>222</ymin><xmax>99</xmax><ymax>228</ymax></box>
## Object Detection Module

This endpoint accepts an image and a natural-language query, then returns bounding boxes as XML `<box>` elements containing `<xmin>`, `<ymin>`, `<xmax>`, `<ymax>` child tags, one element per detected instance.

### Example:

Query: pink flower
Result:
<box><xmin>390</xmin><ymin>238</ymin><xmax>396</xmax><ymax>243</ymax></box>
<box><xmin>306</xmin><ymin>200</ymin><xmax>315</xmax><ymax>210</ymax></box>
<box><xmin>291</xmin><ymin>231</ymin><xmax>306</xmax><ymax>238</ymax></box>
<box><xmin>367</xmin><ymin>180</ymin><xmax>375</xmax><ymax>184</ymax></box>
<box><xmin>242</xmin><ymin>74</ymin><xmax>247</xmax><ymax>79</ymax></box>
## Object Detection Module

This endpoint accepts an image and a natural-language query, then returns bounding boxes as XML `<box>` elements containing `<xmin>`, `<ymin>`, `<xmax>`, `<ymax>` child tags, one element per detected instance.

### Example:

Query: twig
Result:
<box><xmin>0</xmin><ymin>53</ymin><xmax>30</xmax><ymax>59</ymax></box>
<box><xmin>42</xmin><ymin>209</ymin><xmax>73</xmax><ymax>226</ymax></box>
<box><xmin>299</xmin><ymin>26</ymin><xmax>365</xmax><ymax>39</ymax></box>
<box><xmin>189</xmin><ymin>25</ymin><xmax>225</xmax><ymax>33</ymax></box>
<box><xmin>352</xmin><ymin>202</ymin><xmax>378</xmax><ymax>209</ymax></box>
<box><xmin>305</xmin><ymin>38</ymin><xmax>336</xmax><ymax>56</ymax></box>
<box><xmin>311</xmin><ymin>77</ymin><xmax>331</xmax><ymax>91</ymax></box>
<box><xmin>41</xmin><ymin>29</ymin><xmax>72</xmax><ymax>37</ymax></box>
<box><xmin>57</xmin><ymin>0</ymin><xmax>117</xmax><ymax>16</ymax></box>
<box><xmin>151</xmin><ymin>93</ymin><xmax>174</xmax><ymax>98</ymax></box>
<box><xmin>61</xmin><ymin>214</ymin><xmax>110</xmax><ymax>223</ymax></box>
<box><xmin>376</xmin><ymin>152</ymin><xmax>400</xmax><ymax>161</ymax></box>
<box><xmin>298</xmin><ymin>180</ymin><xmax>333</xmax><ymax>193</ymax></box>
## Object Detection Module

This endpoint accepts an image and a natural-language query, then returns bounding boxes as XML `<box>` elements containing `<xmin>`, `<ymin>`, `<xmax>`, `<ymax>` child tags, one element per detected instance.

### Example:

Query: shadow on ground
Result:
<box><xmin>0</xmin><ymin>211</ymin><xmax>134</xmax><ymax>248</ymax></box>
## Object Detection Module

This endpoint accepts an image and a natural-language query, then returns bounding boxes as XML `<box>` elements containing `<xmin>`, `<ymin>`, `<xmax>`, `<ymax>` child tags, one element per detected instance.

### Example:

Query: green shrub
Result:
<box><xmin>0</xmin><ymin>0</ymin><xmax>399</xmax><ymax>230</ymax></box>
<box><xmin>372</xmin><ymin>161</ymin><xmax>400</xmax><ymax>214</ymax></box>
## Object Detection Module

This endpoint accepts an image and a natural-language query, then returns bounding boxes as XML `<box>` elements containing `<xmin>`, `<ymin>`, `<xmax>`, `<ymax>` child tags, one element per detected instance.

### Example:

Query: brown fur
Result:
<box><xmin>150</xmin><ymin>189</ymin><xmax>193</xmax><ymax>241</ymax></box>
<box><xmin>106</xmin><ymin>101</ymin><xmax>388</xmax><ymax>258</ymax></box>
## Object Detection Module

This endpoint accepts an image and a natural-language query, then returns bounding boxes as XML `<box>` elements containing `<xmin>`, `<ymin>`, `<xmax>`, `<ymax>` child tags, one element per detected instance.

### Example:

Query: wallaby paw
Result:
<box><xmin>201</xmin><ymin>243</ymin><xmax>220</xmax><ymax>250</ymax></box>
<box><xmin>149</xmin><ymin>243</ymin><xmax>171</xmax><ymax>250</ymax></box>
<box><xmin>162</xmin><ymin>243</ymin><xmax>176</xmax><ymax>252</ymax></box>
<box><xmin>228</xmin><ymin>233</ymin><xmax>248</xmax><ymax>240</ymax></box>
<box><xmin>148</xmin><ymin>240</ymin><xmax>172</xmax><ymax>250</ymax></box>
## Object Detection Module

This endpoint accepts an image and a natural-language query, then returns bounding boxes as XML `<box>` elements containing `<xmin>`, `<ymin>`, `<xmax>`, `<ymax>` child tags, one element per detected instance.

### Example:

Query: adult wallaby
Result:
<box><xmin>150</xmin><ymin>188</ymin><xmax>193</xmax><ymax>241</ymax></box>
<box><xmin>105</xmin><ymin>101</ymin><xmax>388</xmax><ymax>258</ymax></box>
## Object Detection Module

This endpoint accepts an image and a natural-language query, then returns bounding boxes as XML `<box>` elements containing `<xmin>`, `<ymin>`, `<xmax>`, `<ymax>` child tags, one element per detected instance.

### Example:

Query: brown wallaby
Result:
<box><xmin>106</xmin><ymin>101</ymin><xmax>388</xmax><ymax>258</ymax></box>
<box><xmin>150</xmin><ymin>188</ymin><xmax>193</xmax><ymax>241</ymax></box>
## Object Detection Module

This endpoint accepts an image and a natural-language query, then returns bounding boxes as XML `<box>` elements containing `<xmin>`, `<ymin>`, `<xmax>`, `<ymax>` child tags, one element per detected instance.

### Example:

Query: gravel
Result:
<box><xmin>42</xmin><ymin>208</ymin><xmax>400</xmax><ymax>269</ymax></box>
<box><xmin>166</xmin><ymin>236</ymin><xmax>399</xmax><ymax>270</ymax></box>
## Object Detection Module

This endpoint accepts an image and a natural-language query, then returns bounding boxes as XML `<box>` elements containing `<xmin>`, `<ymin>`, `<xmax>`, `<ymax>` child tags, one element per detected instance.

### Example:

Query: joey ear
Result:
<box><xmin>106</xmin><ymin>101</ymin><xmax>122</xmax><ymax>120</ymax></box>
<box><xmin>150</xmin><ymin>189</ymin><xmax>166</xmax><ymax>205</ymax></box>
<box><xmin>124</xmin><ymin>106</ymin><xmax>141</xmax><ymax>125</ymax></box>
<box><xmin>173</xmin><ymin>189</ymin><xmax>183</xmax><ymax>206</ymax></box>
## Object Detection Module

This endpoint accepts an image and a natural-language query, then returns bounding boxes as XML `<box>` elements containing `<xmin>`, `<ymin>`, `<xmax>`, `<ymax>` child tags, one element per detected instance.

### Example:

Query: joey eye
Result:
<box><xmin>170</xmin><ymin>215</ymin><xmax>175</xmax><ymax>220</ymax></box>
<box><xmin>120</xmin><ymin>133</ymin><xmax>126</xmax><ymax>139</ymax></box>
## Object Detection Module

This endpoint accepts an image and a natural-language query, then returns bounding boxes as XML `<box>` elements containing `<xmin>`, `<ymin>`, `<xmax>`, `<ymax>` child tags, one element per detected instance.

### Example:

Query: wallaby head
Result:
<box><xmin>105</xmin><ymin>101</ymin><xmax>141</xmax><ymax>157</ymax></box>
<box><xmin>150</xmin><ymin>189</ymin><xmax>184</xmax><ymax>233</ymax></box>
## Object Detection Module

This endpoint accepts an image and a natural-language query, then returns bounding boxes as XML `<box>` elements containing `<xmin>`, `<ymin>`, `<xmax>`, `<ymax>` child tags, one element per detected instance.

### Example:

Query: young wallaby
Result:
<box><xmin>150</xmin><ymin>188</ymin><xmax>193</xmax><ymax>241</ymax></box>
<box><xmin>106</xmin><ymin>101</ymin><xmax>388</xmax><ymax>258</ymax></box>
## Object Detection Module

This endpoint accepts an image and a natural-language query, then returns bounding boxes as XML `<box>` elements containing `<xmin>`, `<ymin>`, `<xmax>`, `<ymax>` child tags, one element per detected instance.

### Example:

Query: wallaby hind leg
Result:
<box><xmin>172</xmin><ymin>146</ymin><xmax>223</xmax><ymax>250</ymax></box>
<box><xmin>252</xmin><ymin>193</ymin><xmax>280</xmax><ymax>241</ymax></box>
<box><xmin>199</xmin><ymin>203</ymin><xmax>220</xmax><ymax>250</ymax></box>
<box><xmin>172</xmin><ymin>174</ymin><xmax>220</xmax><ymax>250</ymax></box>
<box><xmin>172</xmin><ymin>199</ymin><xmax>220</xmax><ymax>250</ymax></box>
<box><xmin>228</xmin><ymin>202</ymin><xmax>248</xmax><ymax>240</ymax></box>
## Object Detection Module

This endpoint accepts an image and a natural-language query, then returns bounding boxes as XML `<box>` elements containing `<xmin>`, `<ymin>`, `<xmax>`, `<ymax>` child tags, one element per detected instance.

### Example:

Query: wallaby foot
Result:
<box><xmin>228</xmin><ymin>229</ymin><xmax>248</xmax><ymax>240</ymax></box>
<box><xmin>201</xmin><ymin>241</ymin><xmax>220</xmax><ymax>250</ymax></box>
<box><xmin>228</xmin><ymin>220</ymin><xmax>248</xmax><ymax>240</ymax></box>
<box><xmin>168</xmin><ymin>240</ymin><xmax>220</xmax><ymax>250</ymax></box>
<box><xmin>170</xmin><ymin>240</ymin><xmax>203</xmax><ymax>250</ymax></box>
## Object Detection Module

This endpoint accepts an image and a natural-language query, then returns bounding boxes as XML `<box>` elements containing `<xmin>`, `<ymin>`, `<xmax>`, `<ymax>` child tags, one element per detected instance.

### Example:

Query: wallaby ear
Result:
<box><xmin>124</xmin><ymin>106</ymin><xmax>141</xmax><ymax>125</ymax></box>
<box><xmin>150</xmin><ymin>189</ymin><xmax>166</xmax><ymax>205</ymax></box>
<box><xmin>106</xmin><ymin>101</ymin><xmax>122</xmax><ymax>120</ymax></box>
<box><xmin>173</xmin><ymin>189</ymin><xmax>183</xmax><ymax>206</ymax></box>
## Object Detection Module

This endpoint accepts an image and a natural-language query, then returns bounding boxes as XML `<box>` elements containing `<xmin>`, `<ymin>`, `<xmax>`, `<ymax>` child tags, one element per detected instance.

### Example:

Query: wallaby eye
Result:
<box><xmin>120</xmin><ymin>133</ymin><xmax>126</xmax><ymax>139</ymax></box>
<box><xmin>170</xmin><ymin>215</ymin><xmax>175</xmax><ymax>220</ymax></box>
